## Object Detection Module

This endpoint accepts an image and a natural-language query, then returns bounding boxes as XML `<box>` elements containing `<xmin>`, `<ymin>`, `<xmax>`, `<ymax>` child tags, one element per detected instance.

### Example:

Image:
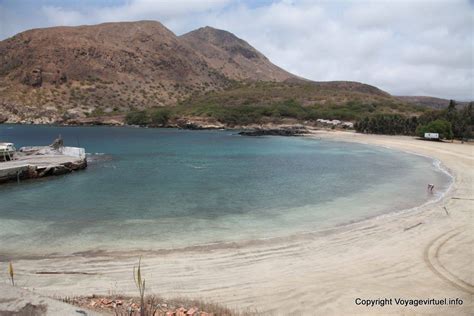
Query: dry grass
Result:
<box><xmin>8</xmin><ymin>261</ymin><xmax>14</xmax><ymax>286</ymax></box>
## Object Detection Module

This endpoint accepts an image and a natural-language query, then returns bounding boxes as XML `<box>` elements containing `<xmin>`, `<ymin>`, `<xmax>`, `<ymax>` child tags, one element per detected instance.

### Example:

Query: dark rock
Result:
<box><xmin>176</xmin><ymin>120</ymin><xmax>204</xmax><ymax>130</ymax></box>
<box><xmin>52</xmin><ymin>165</ymin><xmax>70</xmax><ymax>176</ymax></box>
<box><xmin>22</xmin><ymin>67</ymin><xmax>43</xmax><ymax>87</ymax></box>
<box><xmin>239</xmin><ymin>127</ymin><xmax>308</xmax><ymax>136</ymax></box>
<box><xmin>59</xmin><ymin>73</ymin><xmax>67</xmax><ymax>83</ymax></box>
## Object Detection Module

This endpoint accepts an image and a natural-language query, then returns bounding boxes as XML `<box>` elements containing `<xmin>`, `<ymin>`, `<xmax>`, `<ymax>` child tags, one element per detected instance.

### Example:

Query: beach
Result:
<box><xmin>1</xmin><ymin>132</ymin><xmax>472</xmax><ymax>315</ymax></box>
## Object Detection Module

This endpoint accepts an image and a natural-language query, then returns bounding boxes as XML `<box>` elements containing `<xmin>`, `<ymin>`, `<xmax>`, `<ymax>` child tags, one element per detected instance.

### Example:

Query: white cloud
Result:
<box><xmin>199</xmin><ymin>0</ymin><xmax>473</xmax><ymax>100</ymax></box>
<box><xmin>1</xmin><ymin>0</ymin><xmax>473</xmax><ymax>100</ymax></box>
<box><xmin>42</xmin><ymin>6</ymin><xmax>85</xmax><ymax>26</ymax></box>
<box><xmin>39</xmin><ymin>0</ymin><xmax>230</xmax><ymax>26</ymax></box>
<box><xmin>97</xmin><ymin>0</ymin><xmax>230</xmax><ymax>22</ymax></box>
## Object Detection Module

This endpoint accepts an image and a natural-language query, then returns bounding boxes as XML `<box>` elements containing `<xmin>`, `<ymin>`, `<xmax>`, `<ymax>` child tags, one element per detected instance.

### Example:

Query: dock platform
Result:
<box><xmin>0</xmin><ymin>148</ymin><xmax>87</xmax><ymax>183</ymax></box>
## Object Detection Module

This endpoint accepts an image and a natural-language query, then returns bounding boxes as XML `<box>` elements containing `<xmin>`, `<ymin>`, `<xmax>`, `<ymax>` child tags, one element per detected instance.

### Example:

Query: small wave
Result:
<box><xmin>86</xmin><ymin>153</ymin><xmax>113</xmax><ymax>163</ymax></box>
<box><xmin>185</xmin><ymin>164</ymin><xmax>207</xmax><ymax>169</ymax></box>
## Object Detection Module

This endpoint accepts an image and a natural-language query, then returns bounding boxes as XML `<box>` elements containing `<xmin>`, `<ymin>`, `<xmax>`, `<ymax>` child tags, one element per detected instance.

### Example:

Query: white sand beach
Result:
<box><xmin>2</xmin><ymin>132</ymin><xmax>473</xmax><ymax>315</ymax></box>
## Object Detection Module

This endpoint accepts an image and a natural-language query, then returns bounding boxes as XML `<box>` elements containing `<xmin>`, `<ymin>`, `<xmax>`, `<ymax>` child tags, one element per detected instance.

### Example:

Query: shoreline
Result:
<box><xmin>1</xmin><ymin>131</ymin><xmax>472</xmax><ymax>314</ymax></box>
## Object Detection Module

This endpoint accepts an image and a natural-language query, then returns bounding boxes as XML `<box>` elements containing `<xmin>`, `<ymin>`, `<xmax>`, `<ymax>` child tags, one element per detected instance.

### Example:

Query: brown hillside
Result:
<box><xmin>0</xmin><ymin>21</ymin><xmax>231</xmax><ymax>123</ymax></box>
<box><xmin>0</xmin><ymin>21</ymin><xmax>299</xmax><ymax>123</ymax></box>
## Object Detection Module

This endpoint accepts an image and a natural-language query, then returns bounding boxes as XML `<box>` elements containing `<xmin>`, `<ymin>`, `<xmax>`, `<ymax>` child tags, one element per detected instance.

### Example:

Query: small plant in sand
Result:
<box><xmin>8</xmin><ymin>262</ymin><xmax>14</xmax><ymax>286</ymax></box>
<box><xmin>133</xmin><ymin>257</ymin><xmax>146</xmax><ymax>316</ymax></box>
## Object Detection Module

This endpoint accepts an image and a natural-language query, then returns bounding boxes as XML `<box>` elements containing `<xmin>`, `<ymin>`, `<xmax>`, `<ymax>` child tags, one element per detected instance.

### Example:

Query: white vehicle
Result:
<box><xmin>424</xmin><ymin>133</ymin><xmax>439</xmax><ymax>140</ymax></box>
<box><xmin>0</xmin><ymin>142</ymin><xmax>16</xmax><ymax>161</ymax></box>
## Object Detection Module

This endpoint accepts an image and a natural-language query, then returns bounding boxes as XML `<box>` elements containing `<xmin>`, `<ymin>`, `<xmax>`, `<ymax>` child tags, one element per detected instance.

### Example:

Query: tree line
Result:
<box><xmin>355</xmin><ymin>100</ymin><xmax>473</xmax><ymax>140</ymax></box>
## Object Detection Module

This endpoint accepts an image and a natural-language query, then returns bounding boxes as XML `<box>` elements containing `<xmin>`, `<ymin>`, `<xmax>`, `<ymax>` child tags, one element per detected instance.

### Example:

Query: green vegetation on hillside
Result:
<box><xmin>124</xmin><ymin>81</ymin><xmax>427</xmax><ymax>126</ymax></box>
<box><xmin>125</xmin><ymin>99</ymin><xmax>425</xmax><ymax>127</ymax></box>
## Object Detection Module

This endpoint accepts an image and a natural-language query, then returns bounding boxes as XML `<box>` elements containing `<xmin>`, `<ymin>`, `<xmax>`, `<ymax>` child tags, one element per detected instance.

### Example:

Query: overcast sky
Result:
<box><xmin>0</xmin><ymin>0</ymin><xmax>473</xmax><ymax>100</ymax></box>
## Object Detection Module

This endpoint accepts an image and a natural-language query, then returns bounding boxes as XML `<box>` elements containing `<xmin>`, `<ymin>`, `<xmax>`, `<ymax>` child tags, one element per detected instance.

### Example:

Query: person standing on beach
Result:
<box><xmin>427</xmin><ymin>184</ymin><xmax>434</xmax><ymax>193</ymax></box>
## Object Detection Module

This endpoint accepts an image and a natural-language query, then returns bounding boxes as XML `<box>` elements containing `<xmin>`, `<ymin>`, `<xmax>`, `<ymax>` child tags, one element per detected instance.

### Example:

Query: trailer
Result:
<box><xmin>424</xmin><ymin>133</ymin><xmax>439</xmax><ymax>140</ymax></box>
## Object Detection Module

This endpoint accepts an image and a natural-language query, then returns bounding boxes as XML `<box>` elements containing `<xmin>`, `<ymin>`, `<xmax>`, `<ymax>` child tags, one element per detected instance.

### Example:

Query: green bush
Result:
<box><xmin>150</xmin><ymin>108</ymin><xmax>171</xmax><ymax>126</ymax></box>
<box><xmin>125</xmin><ymin>111</ymin><xmax>149</xmax><ymax>126</ymax></box>
<box><xmin>416</xmin><ymin>119</ymin><xmax>453</xmax><ymax>139</ymax></box>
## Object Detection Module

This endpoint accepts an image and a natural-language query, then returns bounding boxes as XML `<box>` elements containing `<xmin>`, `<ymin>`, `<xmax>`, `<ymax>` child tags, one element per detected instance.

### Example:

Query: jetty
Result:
<box><xmin>0</xmin><ymin>139</ymin><xmax>87</xmax><ymax>184</ymax></box>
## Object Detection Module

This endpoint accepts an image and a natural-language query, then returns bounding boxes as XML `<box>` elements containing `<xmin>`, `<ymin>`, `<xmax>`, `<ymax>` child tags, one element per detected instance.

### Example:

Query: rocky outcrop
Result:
<box><xmin>173</xmin><ymin>117</ymin><xmax>226</xmax><ymax>130</ymax></box>
<box><xmin>22</xmin><ymin>67</ymin><xmax>43</xmax><ymax>87</ymax></box>
<box><xmin>239</xmin><ymin>126</ymin><xmax>308</xmax><ymax>136</ymax></box>
<box><xmin>65</xmin><ymin>115</ymin><xmax>125</xmax><ymax>126</ymax></box>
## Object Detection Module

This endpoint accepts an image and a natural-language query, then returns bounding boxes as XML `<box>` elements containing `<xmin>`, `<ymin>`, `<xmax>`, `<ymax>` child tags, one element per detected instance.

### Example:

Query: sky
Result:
<box><xmin>0</xmin><ymin>0</ymin><xmax>473</xmax><ymax>100</ymax></box>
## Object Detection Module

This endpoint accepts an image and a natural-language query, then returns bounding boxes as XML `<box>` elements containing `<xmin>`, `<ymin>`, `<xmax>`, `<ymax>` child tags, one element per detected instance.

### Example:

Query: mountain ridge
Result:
<box><xmin>0</xmin><ymin>20</ymin><xmax>430</xmax><ymax>125</ymax></box>
<box><xmin>396</xmin><ymin>96</ymin><xmax>469</xmax><ymax>110</ymax></box>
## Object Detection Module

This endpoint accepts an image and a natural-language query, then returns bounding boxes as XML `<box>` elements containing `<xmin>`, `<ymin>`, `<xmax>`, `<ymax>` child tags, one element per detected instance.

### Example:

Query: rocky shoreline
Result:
<box><xmin>0</xmin><ymin>112</ymin><xmax>355</xmax><ymax>132</ymax></box>
<box><xmin>238</xmin><ymin>126</ymin><xmax>308</xmax><ymax>136</ymax></box>
<box><xmin>1</xmin><ymin>118</ymin><xmax>351</xmax><ymax>139</ymax></box>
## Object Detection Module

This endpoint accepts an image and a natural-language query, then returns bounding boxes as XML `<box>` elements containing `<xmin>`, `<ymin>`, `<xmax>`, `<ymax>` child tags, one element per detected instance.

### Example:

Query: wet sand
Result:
<box><xmin>2</xmin><ymin>132</ymin><xmax>473</xmax><ymax>315</ymax></box>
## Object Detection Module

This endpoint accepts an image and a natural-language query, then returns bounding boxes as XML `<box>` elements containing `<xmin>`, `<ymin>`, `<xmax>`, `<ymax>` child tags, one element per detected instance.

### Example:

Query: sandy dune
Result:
<box><xmin>1</xmin><ymin>132</ymin><xmax>472</xmax><ymax>315</ymax></box>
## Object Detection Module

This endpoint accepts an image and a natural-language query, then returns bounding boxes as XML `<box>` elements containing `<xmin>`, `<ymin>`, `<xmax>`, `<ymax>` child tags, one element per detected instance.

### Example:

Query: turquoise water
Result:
<box><xmin>0</xmin><ymin>125</ymin><xmax>451</xmax><ymax>257</ymax></box>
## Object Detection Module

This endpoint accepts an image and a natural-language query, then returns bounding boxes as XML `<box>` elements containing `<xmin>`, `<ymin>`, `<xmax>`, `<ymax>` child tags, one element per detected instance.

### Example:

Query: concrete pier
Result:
<box><xmin>0</xmin><ymin>147</ymin><xmax>87</xmax><ymax>184</ymax></box>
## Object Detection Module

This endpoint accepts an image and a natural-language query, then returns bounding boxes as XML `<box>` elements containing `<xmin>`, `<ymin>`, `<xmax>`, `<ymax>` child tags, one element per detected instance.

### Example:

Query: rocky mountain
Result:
<box><xmin>180</xmin><ymin>26</ymin><xmax>294</xmax><ymax>82</ymax></box>
<box><xmin>0</xmin><ymin>20</ymin><xmax>411</xmax><ymax>125</ymax></box>
<box><xmin>0</xmin><ymin>21</ymin><xmax>300</xmax><ymax>123</ymax></box>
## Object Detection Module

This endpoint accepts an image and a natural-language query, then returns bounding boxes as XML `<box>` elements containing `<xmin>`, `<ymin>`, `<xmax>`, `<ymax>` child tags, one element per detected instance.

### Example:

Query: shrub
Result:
<box><xmin>416</xmin><ymin>119</ymin><xmax>453</xmax><ymax>139</ymax></box>
<box><xmin>150</xmin><ymin>108</ymin><xmax>171</xmax><ymax>126</ymax></box>
<box><xmin>126</xmin><ymin>111</ymin><xmax>149</xmax><ymax>126</ymax></box>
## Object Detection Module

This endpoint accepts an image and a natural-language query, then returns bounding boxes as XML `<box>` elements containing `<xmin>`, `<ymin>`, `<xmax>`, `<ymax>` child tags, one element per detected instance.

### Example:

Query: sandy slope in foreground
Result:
<box><xmin>1</xmin><ymin>132</ymin><xmax>472</xmax><ymax>315</ymax></box>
